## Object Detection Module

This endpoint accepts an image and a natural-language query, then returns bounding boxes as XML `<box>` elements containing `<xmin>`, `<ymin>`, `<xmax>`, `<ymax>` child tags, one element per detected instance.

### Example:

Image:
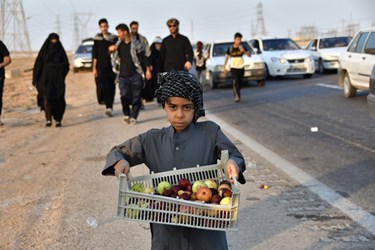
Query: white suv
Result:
<box><xmin>249</xmin><ymin>37</ymin><xmax>315</xmax><ymax>78</ymax></box>
<box><xmin>338</xmin><ymin>28</ymin><xmax>375</xmax><ymax>97</ymax></box>
<box><xmin>204</xmin><ymin>41</ymin><xmax>266</xmax><ymax>89</ymax></box>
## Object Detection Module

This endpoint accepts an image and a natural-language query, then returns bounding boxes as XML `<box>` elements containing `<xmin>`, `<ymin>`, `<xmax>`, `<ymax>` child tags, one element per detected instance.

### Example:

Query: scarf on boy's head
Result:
<box><xmin>155</xmin><ymin>70</ymin><xmax>205</xmax><ymax>122</ymax></box>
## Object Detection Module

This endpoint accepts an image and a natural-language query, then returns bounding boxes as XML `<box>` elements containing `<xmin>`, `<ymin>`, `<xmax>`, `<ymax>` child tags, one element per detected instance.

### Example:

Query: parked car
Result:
<box><xmin>204</xmin><ymin>41</ymin><xmax>266</xmax><ymax>89</ymax></box>
<box><xmin>72</xmin><ymin>38</ymin><xmax>94</xmax><ymax>73</ymax></box>
<box><xmin>367</xmin><ymin>65</ymin><xmax>375</xmax><ymax>119</ymax></box>
<box><xmin>338</xmin><ymin>28</ymin><xmax>375</xmax><ymax>97</ymax></box>
<box><xmin>249</xmin><ymin>37</ymin><xmax>315</xmax><ymax>78</ymax></box>
<box><xmin>305</xmin><ymin>36</ymin><xmax>352</xmax><ymax>74</ymax></box>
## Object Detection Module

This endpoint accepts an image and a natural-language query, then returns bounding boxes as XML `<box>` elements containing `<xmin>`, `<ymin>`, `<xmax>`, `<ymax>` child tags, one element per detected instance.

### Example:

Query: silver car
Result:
<box><xmin>73</xmin><ymin>39</ymin><xmax>94</xmax><ymax>73</ymax></box>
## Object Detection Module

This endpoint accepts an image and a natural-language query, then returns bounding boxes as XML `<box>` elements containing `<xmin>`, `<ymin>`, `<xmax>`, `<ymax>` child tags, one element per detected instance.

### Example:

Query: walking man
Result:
<box><xmin>223</xmin><ymin>32</ymin><xmax>251</xmax><ymax>103</ymax></box>
<box><xmin>160</xmin><ymin>18</ymin><xmax>194</xmax><ymax>72</ymax></box>
<box><xmin>194</xmin><ymin>41</ymin><xmax>207</xmax><ymax>84</ymax></box>
<box><xmin>92</xmin><ymin>18</ymin><xmax>117</xmax><ymax>117</ymax></box>
<box><xmin>0</xmin><ymin>40</ymin><xmax>11</xmax><ymax>126</ymax></box>
<box><xmin>109</xmin><ymin>24</ymin><xmax>151</xmax><ymax>125</ymax></box>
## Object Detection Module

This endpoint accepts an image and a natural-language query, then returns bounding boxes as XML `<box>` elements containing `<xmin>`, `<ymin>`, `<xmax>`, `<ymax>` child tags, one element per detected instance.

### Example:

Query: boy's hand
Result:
<box><xmin>225</xmin><ymin>159</ymin><xmax>240</xmax><ymax>184</ymax></box>
<box><xmin>114</xmin><ymin>159</ymin><xmax>130</xmax><ymax>178</ymax></box>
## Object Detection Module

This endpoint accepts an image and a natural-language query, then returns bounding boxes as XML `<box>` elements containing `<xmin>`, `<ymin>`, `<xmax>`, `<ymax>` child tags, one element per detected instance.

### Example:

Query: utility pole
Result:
<box><xmin>254</xmin><ymin>1</ymin><xmax>267</xmax><ymax>36</ymax></box>
<box><xmin>0</xmin><ymin>0</ymin><xmax>32</xmax><ymax>52</ymax></box>
<box><xmin>72</xmin><ymin>12</ymin><xmax>94</xmax><ymax>50</ymax></box>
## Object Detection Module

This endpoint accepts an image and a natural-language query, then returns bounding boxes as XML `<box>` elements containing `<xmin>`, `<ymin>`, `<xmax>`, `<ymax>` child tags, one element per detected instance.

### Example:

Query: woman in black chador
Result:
<box><xmin>33</xmin><ymin>33</ymin><xmax>69</xmax><ymax>127</ymax></box>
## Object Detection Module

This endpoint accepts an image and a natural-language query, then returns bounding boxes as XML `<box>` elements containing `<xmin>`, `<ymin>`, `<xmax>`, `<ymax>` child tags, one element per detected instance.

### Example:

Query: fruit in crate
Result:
<box><xmin>126</xmin><ymin>204</ymin><xmax>140</xmax><ymax>218</ymax></box>
<box><xmin>220</xmin><ymin>197</ymin><xmax>231</xmax><ymax>205</ymax></box>
<box><xmin>131</xmin><ymin>183</ymin><xmax>145</xmax><ymax>192</ymax></box>
<box><xmin>177</xmin><ymin>190</ymin><xmax>191</xmax><ymax>196</ymax></box>
<box><xmin>218</xmin><ymin>183</ymin><xmax>231</xmax><ymax>191</ymax></box>
<box><xmin>156</xmin><ymin>181</ymin><xmax>172</xmax><ymax>195</ymax></box>
<box><xmin>192</xmin><ymin>181</ymin><xmax>207</xmax><ymax>193</ymax></box>
<box><xmin>179</xmin><ymin>192</ymin><xmax>191</xmax><ymax>200</ymax></box>
<box><xmin>196</xmin><ymin>186</ymin><xmax>212</xmax><ymax>202</ymax></box>
<box><xmin>204</xmin><ymin>179</ymin><xmax>218</xmax><ymax>189</ymax></box>
<box><xmin>210</xmin><ymin>188</ymin><xmax>219</xmax><ymax>196</ymax></box>
<box><xmin>186</xmin><ymin>184</ymin><xmax>193</xmax><ymax>192</ymax></box>
<box><xmin>219</xmin><ymin>188</ymin><xmax>232</xmax><ymax>198</ymax></box>
<box><xmin>162</xmin><ymin>189</ymin><xmax>173</xmax><ymax>197</ymax></box>
<box><xmin>142</xmin><ymin>187</ymin><xmax>154</xmax><ymax>194</ymax></box>
<box><xmin>220</xmin><ymin>180</ymin><xmax>231</xmax><ymax>186</ymax></box>
<box><xmin>171</xmin><ymin>185</ymin><xmax>182</xmax><ymax>195</ymax></box>
<box><xmin>210</xmin><ymin>194</ymin><xmax>222</xmax><ymax>204</ymax></box>
<box><xmin>178</xmin><ymin>178</ymin><xmax>191</xmax><ymax>190</ymax></box>
<box><xmin>190</xmin><ymin>192</ymin><xmax>197</xmax><ymax>201</ymax></box>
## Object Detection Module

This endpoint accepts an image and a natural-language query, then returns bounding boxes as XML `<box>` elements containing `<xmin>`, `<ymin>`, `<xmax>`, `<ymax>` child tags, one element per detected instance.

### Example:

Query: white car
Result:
<box><xmin>204</xmin><ymin>41</ymin><xmax>266</xmax><ymax>89</ymax></box>
<box><xmin>72</xmin><ymin>38</ymin><xmax>94</xmax><ymax>73</ymax></box>
<box><xmin>249</xmin><ymin>37</ymin><xmax>315</xmax><ymax>78</ymax></box>
<box><xmin>338</xmin><ymin>28</ymin><xmax>375</xmax><ymax>97</ymax></box>
<box><xmin>305</xmin><ymin>36</ymin><xmax>351</xmax><ymax>74</ymax></box>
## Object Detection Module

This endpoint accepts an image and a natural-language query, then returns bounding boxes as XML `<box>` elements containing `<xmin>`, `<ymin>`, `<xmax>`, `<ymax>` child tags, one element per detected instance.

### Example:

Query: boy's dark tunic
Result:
<box><xmin>103</xmin><ymin>121</ymin><xmax>246</xmax><ymax>250</ymax></box>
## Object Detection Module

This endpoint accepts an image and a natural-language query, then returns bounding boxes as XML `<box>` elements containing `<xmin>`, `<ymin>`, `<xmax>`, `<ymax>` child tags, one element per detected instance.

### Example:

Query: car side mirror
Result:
<box><xmin>254</xmin><ymin>48</ymin><xmax>261</xmax><ymax>54</ymax></box>
<box><xmin>311</xmin><ymin>46</ymin><xmax>317</xmax><ymax>51</ymax></box>
<box><xmin>365</xmin><ymin>48</ymin><xmax>375</xmax><ymax>55</ymax></box>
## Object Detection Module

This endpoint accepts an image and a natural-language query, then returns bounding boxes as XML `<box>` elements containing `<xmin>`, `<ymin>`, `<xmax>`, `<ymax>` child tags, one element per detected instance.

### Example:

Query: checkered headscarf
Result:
<box><xmin>155</xmin><ymin>71</ymin><xmax>205</xmax><ymax>122</ymax></box>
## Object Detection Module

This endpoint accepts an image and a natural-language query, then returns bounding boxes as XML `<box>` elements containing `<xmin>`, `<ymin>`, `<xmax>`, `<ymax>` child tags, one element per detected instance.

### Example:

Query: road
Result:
<box><xmin>204</xmin><ymin>72</ymin><xmax>375</xmax><ymax>221</ymax></box>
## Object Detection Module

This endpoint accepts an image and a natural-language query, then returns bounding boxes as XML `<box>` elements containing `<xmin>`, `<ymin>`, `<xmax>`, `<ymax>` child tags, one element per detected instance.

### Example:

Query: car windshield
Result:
<box><xmin>212</xmin><ymin>42</ymin><xmax>254</xmax><ymax>57</ymax></box>
<box><xmin>76</xmin><ymin>44</ymin><xmax>92</xmax><ymax>54</ymax></box>
<box><xmin>262</xmin><ymin>39</ymin><xmax>301</xmax><ymax>51</ymax></box>
<box><xmin>319</xmin><ymin>37</ymin><xmax>351</xmax><ymax>49</ymax></box>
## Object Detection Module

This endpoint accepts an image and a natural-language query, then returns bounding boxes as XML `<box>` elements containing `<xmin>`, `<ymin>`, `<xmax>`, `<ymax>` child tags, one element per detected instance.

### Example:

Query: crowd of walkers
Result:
<box><xmin>0</xmin><ymin>17</ymin><xmax>248</xmax><ymax>127</ymax></box>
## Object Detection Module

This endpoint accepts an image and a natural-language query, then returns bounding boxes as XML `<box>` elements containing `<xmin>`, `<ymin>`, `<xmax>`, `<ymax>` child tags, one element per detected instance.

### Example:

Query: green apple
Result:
<box><xmin>156</xmin><ymin>181</ymin><xmax>172</xmax><ymax>195</ymax></box>
<box><xmin>192</xmin><ymin>181</ymin><xmax>207</xmax><ymax>193</ymax></box>
<box><xmin>220</xmin><ymin>197</ymin><xmax>231</xmax><ymax>205</ymax></box>
<box><xmin>204</xmin><ymin>179</ymin><xmax>218</xmax><ymax>189</ymax></box>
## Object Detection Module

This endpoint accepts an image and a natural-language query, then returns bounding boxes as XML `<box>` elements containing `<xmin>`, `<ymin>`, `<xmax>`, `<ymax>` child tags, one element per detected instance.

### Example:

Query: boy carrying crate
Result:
<box><xmin>102</xmin><ymin>70</ymin><xmax>246</xmax><ymax>250</ymax></box>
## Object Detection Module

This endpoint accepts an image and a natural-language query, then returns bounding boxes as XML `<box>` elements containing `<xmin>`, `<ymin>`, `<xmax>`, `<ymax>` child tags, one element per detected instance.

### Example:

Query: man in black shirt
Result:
<box><xmin>109</xmin><ymin>24</ymin><xmax>151</xmax><ymax>125</ymax></box>
<box><xmin>160</xmin><ymin>18</ymin><xmax>193</xmax><ymax>72</ymax></box>
<box><xmin>0</xmin><ymin>41</ymin><xmax>11</xmax><ymax>126</ymax></box>
<box><xmin>92</xmin><ymin>18</ymin><xmax>117</xmax><ymax>117</ymax></box>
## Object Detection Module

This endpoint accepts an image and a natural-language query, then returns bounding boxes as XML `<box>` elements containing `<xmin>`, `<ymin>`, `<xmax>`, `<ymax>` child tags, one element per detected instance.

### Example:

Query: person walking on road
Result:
<box><xmin>147</xmin><ymin>36</ymin><xmax>163</xmax><ymax>103</ymax></box>
<box><xmin>92</xmin><ymin>18</ymin><xmax>117</xmax><ymax>117</ymax></box>
<box><xmin>223</xmin><ymin>32</ymin><xmax>251</xmax><ymax>103</ymax></box>
<box><xmin>194</xmin><ymin>41</ymin><xmax>207</xmax><ymax>84</ymax></box>
<box><xmin>160</xmin><ymin>18</ymin><xmax>194</xmax><ymax>72</ymax></box>
<box><xmin>109</xmin><ymin>24</ymin><xmax>151</xmax><ymax>125</ymax></box>
<box><xmin>102</xmin><ymin>70</ymin><xmax>246</xmax><ymax>250</ymax></box>
<box><xmin>0</xmin><ymin>40</ymin><xmax>11</xmax><ymax>126</ymax></box>
<box><xmin>33</xmin><ymin>33</ymin><xmax>69</xmax><ymax>127</ymax></box>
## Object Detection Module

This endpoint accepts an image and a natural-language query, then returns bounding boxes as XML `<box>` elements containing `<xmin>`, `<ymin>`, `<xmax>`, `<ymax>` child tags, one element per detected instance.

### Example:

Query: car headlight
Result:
<box><xmin>271</xmin><ymin>57</ymin><xmax>287</xmax><ymax>64</ymax></box>
<box><xmin>305</xmin><ymin>57</ymin><xmax>313</xmax><ymax>63</ymax></box>
<box><xmin>214</xmin><ymin>65</ymin><xmax>224</xmax><ymax>71</ymax></box>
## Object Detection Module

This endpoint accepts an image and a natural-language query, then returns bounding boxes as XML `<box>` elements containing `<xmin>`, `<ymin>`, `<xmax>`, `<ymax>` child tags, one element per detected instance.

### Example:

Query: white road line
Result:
<box><xmin>206</xmin><ymin>111</ymin><xmax>375</xmax><ymax>236</ymax></box>
<box><xmin>316</xmin><ymin>83</ymin><xmax>342</xmax><ymax>89</ymax></box>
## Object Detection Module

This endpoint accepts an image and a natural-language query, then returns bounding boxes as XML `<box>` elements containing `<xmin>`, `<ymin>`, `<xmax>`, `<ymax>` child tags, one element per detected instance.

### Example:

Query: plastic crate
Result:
<box><xmin>116</xmin><ymin>150</ymin><xmax>240</xmax><ymax>231</ymax></box>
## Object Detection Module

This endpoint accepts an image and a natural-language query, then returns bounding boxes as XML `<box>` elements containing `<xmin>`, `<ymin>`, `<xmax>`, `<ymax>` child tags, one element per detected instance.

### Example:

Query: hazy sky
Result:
<box><xmin>21</xmin><ymin>0</ymin><xmax>375</xmax><ymax>51</ymax></box>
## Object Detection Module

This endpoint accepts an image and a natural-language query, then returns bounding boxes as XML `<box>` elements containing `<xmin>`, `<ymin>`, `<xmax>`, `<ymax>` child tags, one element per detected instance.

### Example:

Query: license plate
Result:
<box><xmin>244</xmin><ymin>71</ymin><xmax>251</xmax><ymax>77</ymax></box>
<box><xmin>84</xmin><ymin>63</ymin><xmax>92</xmax><ymax>67</ymax></box>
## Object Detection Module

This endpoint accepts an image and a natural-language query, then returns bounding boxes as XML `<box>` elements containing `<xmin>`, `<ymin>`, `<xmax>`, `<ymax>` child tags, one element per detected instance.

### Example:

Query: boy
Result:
<box><xmin>102</xmin><ymin>71</ymin><xmax>246</xmax><ymax>250</ymax></box>
<box><xmin>223</xmin><ymin>32</ymin><xmax>251</xmax><ymax>103</ymax></box>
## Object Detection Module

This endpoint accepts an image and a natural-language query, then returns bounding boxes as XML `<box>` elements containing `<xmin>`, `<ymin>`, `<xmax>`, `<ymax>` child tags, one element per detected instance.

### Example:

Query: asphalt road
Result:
<box><xmin>203</xmin><ymin>73</ymin><xmax>375</xmax><ymax>217</ymax></box>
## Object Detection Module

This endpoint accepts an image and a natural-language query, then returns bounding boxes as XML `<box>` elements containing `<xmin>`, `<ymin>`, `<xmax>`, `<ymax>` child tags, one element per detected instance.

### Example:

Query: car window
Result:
<box><xmin>76</xmin><ymin>44</ymin><xmax>93</xmax><ymax>54</ymax></box>
<box><xmin>349</xmin><ymin>32</ymin><xmax>369</xmax><ymax>53</ymax></box>
<box><xmin>262</xmin><ymin>39</ymin><xmax>301</xmax><ymax>51</ymax></box>
<box><xmin>319</xmin><ymin>37</ymin><xmax>351</xmax><ymax>49</ymax></box>
<box><xmin>364</xmin><ymin>32</ymin><xmax>375</xmax><ymax>53</ymax></box>
<box><xmin>212</xmin><ymin>42</ymin><xmax>254</xmax><ymax>57</ymax></box>
<box><xmin>250</xmin><ymin>40</ymin><xmax>260</xmax><ymax>51</ymax></box>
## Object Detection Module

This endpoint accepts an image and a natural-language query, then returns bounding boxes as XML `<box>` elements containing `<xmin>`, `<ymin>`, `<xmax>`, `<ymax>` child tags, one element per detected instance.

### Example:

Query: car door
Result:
<box><xmin>306</xmin><ymin>39</ymin><xmax>319</xmax><ymax>68</ymax></box>
<box><xmin>345</xmin><ymin>32</ymin><xmax>369</xmax><ymax>86</ymax></box>
<box><xmin>357</xmin><ymin>31</ymin><xmax>375</xmax><ymax>89</ymax></box>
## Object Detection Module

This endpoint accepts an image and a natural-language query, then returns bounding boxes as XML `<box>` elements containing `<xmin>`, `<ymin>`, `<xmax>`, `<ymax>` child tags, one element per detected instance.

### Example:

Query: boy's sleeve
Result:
<box><xmin>214</xmin><ymin>125</ymin><xmax>246</xmax><ymax>184</ymax></box>
<box><xmin>102</xmin><ymin>135</ymin><xmax>146</xmax><ymax>176</ymax></box>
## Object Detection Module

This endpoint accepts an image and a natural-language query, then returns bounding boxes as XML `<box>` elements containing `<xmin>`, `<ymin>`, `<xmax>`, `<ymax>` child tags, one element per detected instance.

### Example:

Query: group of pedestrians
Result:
<box><xmin>0</xmin><ymin>17</ymin><xmax>249</xmax><ymax>127</ymax></box>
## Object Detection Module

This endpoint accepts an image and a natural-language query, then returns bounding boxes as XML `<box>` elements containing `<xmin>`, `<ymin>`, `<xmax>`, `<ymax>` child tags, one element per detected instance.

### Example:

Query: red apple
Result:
<box><xmin>171</xmin><ymin>184</ymin><xmax>182</xmax><ymax>195</ymax></box>
<box><xmin>179</xmin><ymin>192</ymin><xmax>191</xmax><ymax>200</ymax></box>
<box><xmin>186</xmin><ymin>184</ymin><xmax>192</xmax><ymax>192</ymax></box>
<box><xmin>162</xmin><ymin>189</ymin><xmax>173</xmax><ymax>197</ymax></box>
<box><xmin>218</xmin><ymin>183</ymin><xmax>231</xmax><ymax>191</ymax></box>
<box><xmin>219</xmin><ymin>188</ymin><xmax>232</xmax><ymax>198</ymax></box>
<box><xmin>196</xmin><ymin>186</ymin><xmax>212</xmax><ymax>202</ymax></box>
<box><xmin>178</xmin><ymin>178</ymin><xmax>191</xmax><ymax>190</ymax></box>
<box><xmin>210</xmin><ymin>188</ymin><xmax>219</xmax><ymax>196</ymax></box>
<box><xmin>210</xmin><ymin>194</ymin><xmax>222</xmax><ymax>204</ymax></box>
<box><xmin>220</xmin><ymin>180</ymin><xmax>231</xmax><ymax>186</ymax></box>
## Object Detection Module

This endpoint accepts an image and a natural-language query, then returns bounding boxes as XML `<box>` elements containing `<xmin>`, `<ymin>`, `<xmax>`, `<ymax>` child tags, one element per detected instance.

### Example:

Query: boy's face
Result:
<box><xmin>99</xmin><ymin>22</ymin><xmax>109</xmax><ymax>34</ymax></box>
<box><xmin>164</xmin><ymin>97</ymin><xmax>195</xmax><ymax>133</ymax></box>
<box><xmin>234</xmin><ymin>37</ymin><xmax>242</xmax><ymax>46</ymax></box>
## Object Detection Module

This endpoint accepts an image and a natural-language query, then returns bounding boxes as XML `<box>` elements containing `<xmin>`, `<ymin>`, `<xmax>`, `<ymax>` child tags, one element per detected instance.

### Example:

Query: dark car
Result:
<box><xmin>368</xmin><ymin>65</ymin><xmax>375</xmax><ymax>119</ymax></box>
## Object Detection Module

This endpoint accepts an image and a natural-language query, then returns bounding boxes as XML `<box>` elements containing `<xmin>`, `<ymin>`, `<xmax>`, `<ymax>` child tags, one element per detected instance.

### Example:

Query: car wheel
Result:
<box><xmin>343</xmin><ymin>72</ymin><xmax>356</xmax><ymax>98</ymax></box>
<box><xmin>303</xmin><ymin>74</ymin><xmax>313</xmax><ymax>79</ymax></box>
<box><xmin>208</xmin><ymin>72</ymin><xmax>218</xmax><ymax>89</ymax></box>
<box><xmin>318</xmin><ymin>58</ymin><xmax>325</xmax><ymax>74</ymax></box>
<box><xmin>257</xmin><ymin>80</ymin><xmax>266</xmax><ymax>87</ymax></box>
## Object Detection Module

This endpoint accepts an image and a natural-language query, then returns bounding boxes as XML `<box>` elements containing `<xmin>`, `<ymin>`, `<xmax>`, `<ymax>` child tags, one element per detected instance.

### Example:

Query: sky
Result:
<box><xmin>18</xmin><ymin>0</ymin><xmax>375</xmax><ymax>51</ymax></box>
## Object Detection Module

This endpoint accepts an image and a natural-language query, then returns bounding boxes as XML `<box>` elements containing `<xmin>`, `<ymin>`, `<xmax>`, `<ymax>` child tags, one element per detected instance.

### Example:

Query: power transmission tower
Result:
<box><xmin>55</xmin><ymin>15</ymin><xmax>61</xmax><ymax>37</ymax></box>
<box><xmin>0</xmin><ymin>0</ymin><xmax>32</xmax><ymax>52</ymax></box>
<box><xmin>72</xmin><ymin>12</ymin><xmax>94</xmax><ymax>50</ymax></box>
<box><xmin>254</xmin><ymin>1</ymin><xmax>267</xmax><ymax>36</ymax></box>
